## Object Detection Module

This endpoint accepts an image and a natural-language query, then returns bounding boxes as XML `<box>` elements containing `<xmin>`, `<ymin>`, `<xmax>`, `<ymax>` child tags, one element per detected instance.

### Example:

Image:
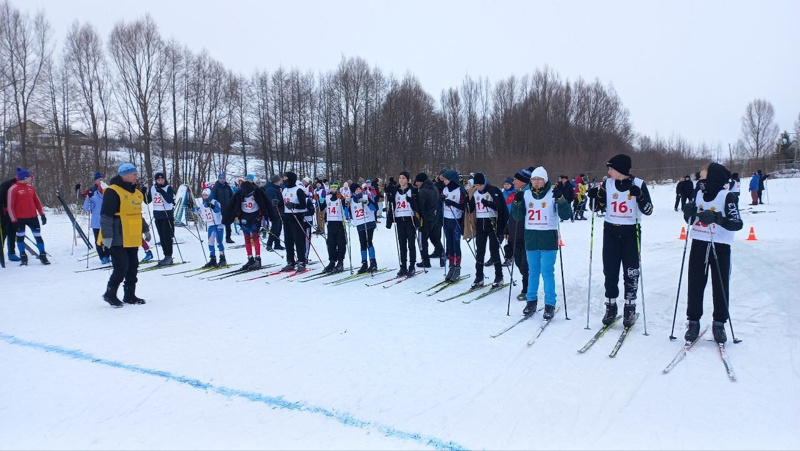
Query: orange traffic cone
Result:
<box><xmin>746</xmin><ymin>227</ymin><xmax>757</xmax><ymax>241</ymax></box>
<box><xmin>678</xmin><ymin>227</ymin><xmax>687</xmax><ymax>240</ymax></box>
<box><xmin>558</xmin><ymin>233</ymin><xmax>565</xmax><ymax>247</ymax></box>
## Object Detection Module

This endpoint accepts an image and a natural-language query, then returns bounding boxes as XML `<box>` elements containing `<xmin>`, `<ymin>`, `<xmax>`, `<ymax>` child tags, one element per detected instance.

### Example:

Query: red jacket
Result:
<box><xmin>7</xmin><ymin>182</ymin><xmax>44</xmax><ymax>222</ymax></box>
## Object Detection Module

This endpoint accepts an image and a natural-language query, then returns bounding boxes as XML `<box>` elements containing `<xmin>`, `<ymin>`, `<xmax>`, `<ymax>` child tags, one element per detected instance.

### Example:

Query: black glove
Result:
<box><xmin>552</xmin><ymin>187</ymin><xmax>562</xmax><ymax>199</ymax></box>
<box><xmin>683</xmin><ymin>202</ymin><xmax>697</xmax><ymax>217</ymax></box>
<box><xmin>156</xmin><ymin>186</ymin><xmax>167</xmax><ymax>195</ymax></box>
<box><xmin>40</xmin><ymin>215</ymin><xmax>47</xmax><ymax>225</ymax></box>
<box><xmin>482</xmin><ymin>199</ymin><xmax>497</xmax><ymax>210</ymax></box>
<box><xmin>513</xmin><ymin>191</ymin><xmax>524</xmax><ymax>203</ymax></box>
<box><xmin>271</xmin><ymin>199</ymin><xmax>279</xmax><ymax>206</ymax></box>
<box><xmin>628</xmin><ymin>184</ymin><xmax>642</xmax><ymax>198</ymax></box>
<box><xmin>444</xmin><ymin>199</ymin><xmax>459</xmax><ymax>208</ymax></box>
<box><xmin>697</xmin><ymin>209</ymin><xmax>721</xmax><ymax>225</ymax></box>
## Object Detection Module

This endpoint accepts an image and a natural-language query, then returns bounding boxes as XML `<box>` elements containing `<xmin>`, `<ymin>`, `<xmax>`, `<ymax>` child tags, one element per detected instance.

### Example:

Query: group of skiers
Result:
<box><xmin>1</xmin><ymin>152</ymin><xmax>748</xmax><ymax>345</ymax></box>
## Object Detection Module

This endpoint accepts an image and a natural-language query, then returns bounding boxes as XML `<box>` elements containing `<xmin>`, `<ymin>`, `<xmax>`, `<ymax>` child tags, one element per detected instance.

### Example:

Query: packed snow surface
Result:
<box><xmin>1</xmin><ymin>177</ymin><xmax>798</xmax><ymax>450</ymax></box>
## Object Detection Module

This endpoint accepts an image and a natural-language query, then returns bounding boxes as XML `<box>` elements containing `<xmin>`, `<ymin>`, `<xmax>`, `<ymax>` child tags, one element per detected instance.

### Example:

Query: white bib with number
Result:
<box><xmin>691</xmin><ymin>189</ymin><xmax>735</xmax><ymax>245</ymax></box>
<box><xmin>327</xmin><ymin>198</ymin><xmax>344</xmax><ymax>221</ymax></box>
<box><xmin>241</xmin><ymin>193</ymin><xmax>259</xmax><ymax>214</ymax></box>
<box><xmin>604</xmin><ymin>178</ymin><xmax>643</xmax><ymax>226</ymax></box>
<box><xmin>282</xmin><ymin>186</ymin><xmax>305</xmax><ymax>214</ymax></box>
<box><xmin>150</xmin><ymin>186</ymin><xmax>173</xmax><ymax>212</ymax></box>
<box><xmin>443</xmin><ymin>186</ymin><xmax>463</xmax><ymax>219</ymax></box>
<box><xmin>394</xmin><ymin>190</ymin><xmax>413</xmax><ymax>218</ymax></box>
<box><xmin>199</xmin><ymin>200</ymin><xmax>222</xmax><ymax>226</ymax></box>
<box><xmin>350</xmin><ymin>197</ymin><xmax>374</xmax><ymax>226</ymax></box>
<box><xmin>475</xmin><ymin>191</ymin><xmax>497</xmax><ymax>219</ymax></box>
<box><xmin>523</xmin><ymin>189</ymin><xmax>558</xmax><ymax>231</ymax></box>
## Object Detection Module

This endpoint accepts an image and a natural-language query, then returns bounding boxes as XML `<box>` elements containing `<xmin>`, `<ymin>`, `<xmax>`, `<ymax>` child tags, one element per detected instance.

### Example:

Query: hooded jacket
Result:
<box><xmin>684</xmin><ymin>163</ymin><xmax>743</xmax><ymax>234</ymax></box>
<box><xmin>511</xmin><ymin>181</ymin><xmax>572</xmax><ymax>251</ymax></box>
<box><xmin>224</xmin><ymin>180</ymin><xmax>270</xmax><ymax>224</ymax></box>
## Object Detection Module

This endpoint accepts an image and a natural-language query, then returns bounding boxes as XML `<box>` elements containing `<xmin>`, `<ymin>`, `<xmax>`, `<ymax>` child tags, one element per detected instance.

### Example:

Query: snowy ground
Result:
<box><xmin>1</xmin><ymin>177</ymin><xmax>799</xmax><ymax>450</ymax></box>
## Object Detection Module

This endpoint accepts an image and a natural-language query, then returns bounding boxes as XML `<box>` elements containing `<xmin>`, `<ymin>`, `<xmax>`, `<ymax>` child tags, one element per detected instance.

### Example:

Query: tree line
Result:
<box><xmin>0</xmin><ymin>1</ymin><xmax>796</xmax><ymax>206</ymax></box>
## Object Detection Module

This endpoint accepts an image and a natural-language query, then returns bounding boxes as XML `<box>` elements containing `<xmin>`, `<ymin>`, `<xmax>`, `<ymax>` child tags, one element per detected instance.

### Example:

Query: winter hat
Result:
<box><xmin>438</xmin><ymin>169</ymin><xmax>447</xmax><ymax>176</ymax></box>
<box><xmin>93</xmin><ymin>172</ymin><xmax>104</xmax><ymax>181</ymax></box>
<box><xmin>15</xmin><ymin>166</ymin><xmax>31</xmax><ymax>180</ymax></box>
<box><xmin>284</xmin><ymin>171</ymin><xmax>298</xmax><ymax>185</ymax></box>
<box><xmin>118</xmin><ymin>163</ymin><xmax>137</xmax><ymax>176</ymax></box>
<box><xmin>269</xmin><ymin>174</ymin><xmax>282</xmax><ymax>183</ymax></box>
<box><xmin>155</xmin><ymin>172</ymin><xmax>165</xmax><ymax>180</ymax></box>
<box><xmin>473</xmin><ymin>172</ymin><xmax>487</xmax><ymax>185</ymax></box>
<box><xmin>398</xmin><ymin>171</ymin><xmax>411</xmax><ymax>182</ymax></box>
<box><xmin>302</xmin><ymin>176</ymin><xmax>312</xmax><ymax>184</ymax></box>
<box><xmin>443</xmin><ymin>170</ymin><xmax>459</xmax><ymax>183</ymax></box>
<box><xmin>531</xmin><ymin>166</ymin><xmax>548</xmax><ymax>182</ymax></box>
<box><xmin>365</xmin><ymin>179</ymin><xmax>372</xmax><ymax>184</ymax></box>
<box><xmin>202</xmin><ymin>188</ymin><xmax>211</xmax><ymax>196</ymax></box>
<box><xmin>504</xmin><ymin>176</ymin><xmax>514</xmax><ymax>185</ymax></box>
<box><xmin>246</xmin><ymin>174</ymin><xmax>255</xmax><ymax>182</ymax></box>
<box><xmin>413</xmin><ymin>172</ymin><xmax>427</xmax><ymax>184</ymax></box>
<box><xmin>606</xmin><ymin>154</ymin><xmax>632</xmax><ymax>176</ymax></box>
<box><xmin>513</xmin><ymin>167</ymin><xmax>532</xmax><ymax>185</ymax></box>
<box><xmin>704</xmin><ymin>162</ymin><xmax>732</xmax><ymax>194</ymax></box>
<box><xmin>330</xmin><ymin>181</ymin><xmax>340</xmax><ymax>188</ymax></box>
<box><xmin>218</xmin><ymin>173</ymin><xmax>226</xmax><ymax>180</ymax></box>
<box><xmin>349</xmin><ymin>182</ymin><xmax>361</xmax><ymax>193</ymax></box>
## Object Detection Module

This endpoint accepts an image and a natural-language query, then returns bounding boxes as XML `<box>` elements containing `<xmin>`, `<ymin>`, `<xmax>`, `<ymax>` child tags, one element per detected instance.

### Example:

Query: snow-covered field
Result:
<box><xmin>1</xmin><ymin>177</ymin><xmax>798</xmax><ymax>450</ymax></box>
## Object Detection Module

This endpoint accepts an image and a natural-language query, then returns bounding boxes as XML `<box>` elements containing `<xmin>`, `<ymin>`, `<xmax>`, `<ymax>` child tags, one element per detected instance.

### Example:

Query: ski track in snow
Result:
<box><xmin>1</xmin><ymin>177</ymin><xmax>799</xmax><ymax>449</ymax></box>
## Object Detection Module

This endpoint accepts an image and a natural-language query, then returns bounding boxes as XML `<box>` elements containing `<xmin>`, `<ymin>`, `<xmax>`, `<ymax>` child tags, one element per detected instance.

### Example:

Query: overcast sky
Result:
<box><xmin>22</xmin><ymin>0</ymin><xmax>800</xmax><ymax>149</ymax></box>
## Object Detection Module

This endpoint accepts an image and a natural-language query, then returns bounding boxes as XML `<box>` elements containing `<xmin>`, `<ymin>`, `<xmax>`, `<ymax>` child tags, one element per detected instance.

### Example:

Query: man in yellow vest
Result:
<box><xmin>100</xmin><ymin>163</ymin><xmax>151</xmax><ymax>307</ymax></box>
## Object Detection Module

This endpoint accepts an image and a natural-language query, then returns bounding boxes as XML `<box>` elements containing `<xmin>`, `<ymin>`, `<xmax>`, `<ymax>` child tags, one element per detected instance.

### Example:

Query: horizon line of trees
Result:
<box><xmin>0</xmin><ymin>1</ymin><xmax>796</xmax><ymax>205</ymax></box>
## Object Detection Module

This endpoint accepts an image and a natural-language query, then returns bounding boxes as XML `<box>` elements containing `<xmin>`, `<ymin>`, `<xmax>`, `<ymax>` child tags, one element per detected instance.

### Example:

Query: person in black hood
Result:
<box><xmin>468</xmin><ymin>172</ymin><xmax>508</xmax><ymax>288</ymax></box>
<box><xmin>145</xmin><ymin>172</ymin><xmax>176</xmax><ymax>266</ymax></box>
<box><xmin>278</xmin><ymin>171</ymin><xmax>309</xmax><ymax>271</ymax></box>
<box><xmin>682</xmin><ymin>162</ymin><xmax>743</xmax><ymax>344</ymax></box>
<box><xmin>262</xmin><ymin>174</ymin><xmax>285</xmax><ymax>250</ymax></box>
<box><xmin>441</xmin><ymin>169</ymin><xmax>468</xmax><ymax>282</ymax></box>
<box><xmin>728</xmin><ymin>172</ymin><xmax>741</xmax><ymax>204</ymax></box>
<box><xmin>756</xmin><ymin>169</ymin><xmax>769</xmax><ymax>204</ymax></box>
<box><xmin>224</xmin><ymin>178</ymin><xmax>270</xmax><ymax>270</ymax></box>
<box><xmin>674</xmin><ymin>175</ymin><xmax>694</xmax><ymax>211</ymax></box>
<box><xmin>414</xmin><ymin>172</ymin><xmax>443</xmax><ymax>268</ymax></box>
<box><xmin>211</xmin><ymin>174</ymin><xmax>235</xmax><ymax>243</ymax></box>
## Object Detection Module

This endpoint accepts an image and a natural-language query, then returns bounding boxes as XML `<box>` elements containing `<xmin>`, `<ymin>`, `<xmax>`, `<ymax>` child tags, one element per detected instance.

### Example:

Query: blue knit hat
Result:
<box><xmin>16</xmin><ymin>166</ymin><xmax>31</xmax><ymax>180</ymax></box>
<box><xmin>246</xmin><ymin>174</ymin><xmax>255</xmax><ymax>181</ymax></box>
<box><xmin>118</xmin><ymin>163</ymin><xmax>137</xmax><ymax>176</ymax></box>
<box><xmin>93</xmin><ymin>172</ymin><xmax>104</xmax><ymax>180</ymax></box>
<box><xmin>218</xmin><ymin>173</ymin><xmax>226</xmax><ymax>180</ymax></box>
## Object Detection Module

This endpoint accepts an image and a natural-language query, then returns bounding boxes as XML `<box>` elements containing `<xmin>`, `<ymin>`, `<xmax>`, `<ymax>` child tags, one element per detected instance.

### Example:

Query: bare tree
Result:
<box><xmin>0</xmin><ymin>1</ymin><xmax>52</xmax><ymax>167</ymax></box>
<box><xmin>737</xmin><ymin>99</ymin><xmax>779</xmax><ymax>160</ymax></box>
<box><xmin>108</xmin><ymin>14</ymin><xmax>164</xmax><ymax>181</ymax></box>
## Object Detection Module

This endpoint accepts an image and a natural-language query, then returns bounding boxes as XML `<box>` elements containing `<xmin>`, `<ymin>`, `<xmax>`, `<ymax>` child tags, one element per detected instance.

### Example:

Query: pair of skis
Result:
<box><xmin>437</xmin><ymin>282</ymin><xmax>510</xmax><ymax>304</ymax></box>
<box><xmin>575</xmin><ymin>314</ymin><xmax>640</xmax><ymax>357</ymax></box>
<box><xmin>414</xmin><ymin>275</ymin><xmax>471</xmax><ymax>296</ymax></box>
<box><xmin>662</xmin><ymin>326</ymin><xmax>736</xmax><ymax>381</ymax></box>
<box><xmin>324</xmin><ymin>268</ymin><xmax>394</xmax><ymax>286</ymax></box>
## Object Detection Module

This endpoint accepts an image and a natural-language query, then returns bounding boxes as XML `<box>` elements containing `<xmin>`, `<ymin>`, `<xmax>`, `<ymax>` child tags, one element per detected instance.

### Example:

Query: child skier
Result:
<box><xmin>386</xmin><ymin>171</ymin><xmax>419</xmax><ymax>278</ymax></box>
<box><xmin>196</xmin><ymin>188</ymin><xmax>227</xmax><ymax>268</ymax></box>
<box><xmin>441</xmin><ymin>170</ymin><xmax>467</xmax><ymax>282</ymax></box>
<box><xmin>6</xmin><ymin>167</ymin><xmax>49</xmax><ymax>265</ymax></box>
<box><xmin>348</xmin><ymin>183</ymin><xmax>378</xmax><ymax>274</ymax></box>
<box><xmin>225</xmin><ymin>177</ymin><xmax>269</xmax><ymax>270</ymax></box>
<box><xmin>322</xmin><ymin>182</ymin><xmax>347</xmax><ymax>274</ymax></box>
<box><xmin>468</xmin><ymin>172</ymin><xmax>508</xmax><ymax>288</ymax></box>
<box><xmin>595</xmin><ymin>154</ymin><xmax>654</xmax><ymax>327</ymax></box>
<box><xmin>682</xmin><ymin>163</ymin><xmax>743</xmax><ymax>343</ymax></box>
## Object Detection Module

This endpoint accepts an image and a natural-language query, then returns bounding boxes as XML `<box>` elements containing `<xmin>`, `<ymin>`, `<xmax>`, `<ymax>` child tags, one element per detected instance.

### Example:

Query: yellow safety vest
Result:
<box><xmin>98</xmin><ymin>184</ymin><xmax>144</xmax><ymax>248</ymax></box>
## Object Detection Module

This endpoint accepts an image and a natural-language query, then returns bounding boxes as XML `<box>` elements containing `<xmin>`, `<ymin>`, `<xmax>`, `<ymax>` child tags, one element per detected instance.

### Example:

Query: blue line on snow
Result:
<box><xmin>0</xmin><ymin>332</ymin><xmax>467</xmax><ymax>451</ymax></box>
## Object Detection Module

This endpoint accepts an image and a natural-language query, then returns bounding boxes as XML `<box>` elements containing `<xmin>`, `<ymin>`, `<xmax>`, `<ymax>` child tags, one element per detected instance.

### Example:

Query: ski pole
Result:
<box><xmin>635</xmin><ymin>207</ymin><xmax>648</xmax><ymax>336</ymax></box>
<box><xmin>557</xmin><ymin>221</ymin><xmax>569</xmax><ymax>320</ymax></box>
<box><xmin>188</xmin><ymin>188</ymin><xmax>208</xmax><ymax>263</ymax></box>
<box><xmin>167</xmin><ymin>190</ymin><xmax>186</xmax><ymax>264</ymax></box>
<box><xmin>669</xmin><ymin>218</ymin><xmax>693</xmax><ymax>340</ymax></box>
<box><xmin>390</xmin><ymin>202</ymin><xmax>402</xmax><ymax>271</ymax></box>
<box><xmin>506</xmin><ymin>208</ymin><xmax>518</xmax><ymax>317</ymax></box>
<box><xmin>585</xmin><ymin>202</ymin><xmax>595</xmax><ymax>330</ymax></box>
<box><xmin>291</xmin><ymin>212</ymin><xmax>323</xmax><ymax>264</ymax></box>
<box><xmin>86</xmin><ymin>206</ymin><xmax>91</xmax><ymax>268</ymax></box>
<box><xmin>709</xmin><ymin>231</ymin><xmax>742</xmax><ymax>344</ymax></box>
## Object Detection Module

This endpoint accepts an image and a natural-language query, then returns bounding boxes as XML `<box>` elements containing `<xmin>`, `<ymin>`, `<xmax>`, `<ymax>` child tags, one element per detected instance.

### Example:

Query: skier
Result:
<box><xmin>674</xmin><ymin>175</ymin><xmax>693</xmax><ymax>211</ymax></box>
<box><xmin>682</xmin><ymin>163</ymin><xmax>743</xmax><ymax>343</ymax></box>
<box><xmin>431</xmin><ymin>169</ymin><xmax>447</xmax><ymax>266</ymax></box>
<box><xmin>594</xmin><ymin>154</ymin><xmax>654</xmax><ymax>327</ymax></box>
<box><xmin>507</xmin><ymin>168</ymin><xmax>531</xmax><ymax>301</ymax></box>
<box><xmin>468</xmin><ymin>173</ymin><xmax>508</xmax><ymax>289</ymax></box>
<box><xmin>748</xmin><ymin>171</ymin><xmax>759</xmax><ymax>205</ymax></box>
<box><xmin>573</xmin><ymin>176</ymin><xmax>588</xmax><ymax>220</ymax></box>
<box><xmin>314</xmin><ymin>180</ymin><xmax>327</xmax><ymax>235</ymax></box>
<box><xmin>511</xmin><ymin>167</ymin><xmax>572</xmax><ymax>318</ymax></box>
<box><xmin>262</xmin><ymin>175</ymin><xmax>285</xmax><ymax>251</ymax></box>
<box><xmin>6</xmin><ymin>167</ymin><xmax>49</xmax><ymax>265</ymax></box>
<box><xmin>441</xmin><ymin>170</ymin><xmax>467</xmax><ymax>282</ymax></box>
<box><xmin>348</xmin><ymin>182</ymin><xmax>379</xmax><ymax>273</ymax></box>
<box><xmin>501</xmin><ymin>176</ymin><xmax>516</xmax><ymax>265</ymax></box>
<box><xmin>556</xmin><ymin>175</ymin><xmax>575</xmax><ymax>222</ymax></box>
<box><xmin>211</xmin><ymin>174</ymin><xmax>235</xmax><ymax>243</ymax></box>
<box><xmin>756</xmin><ymin>169</ymin><xmax>769</xmax><ymax>204</ymax></box>
<box><xmin>0</xmin><ymin>175</ymin><xmax>22</xmax><ymax>262</ymax></box>
<box><xmin>413</xmin><ymin>172</ymin><xmax>443</xmax><ymax>269</ymax></box>
<box><xmin>146</xmin><ymin>172</ymin><xmax>176</xmax><ymax>266</ymax></box>
<box><xmin>225</xmin><ymin>177</ymin><xmax>269</xmax><ymax>271</ymax></box>
<box><xmin>728</xmin><ymin>173</ymin><xmax>741</xmax><ymax>205</ymax></box>
<box><xmin>100</xmin><ymin>163</ymin><xmax>151</xmax><ymax>307</ymax></box>
<box><xmin>321</xmin><ymin>182</ymin><xmax>347</xmax><ymax>274</ymax></box>
<box><xmin>83</xmin><ymin>172</ymin><xmax>110</xmax><ymax>264</ymax></box>
<box><xmin>301</xmin><ymin>177</ymin><xmax>315</xmax><ymax>263</ymax></box>
<box><xmin>195</xmin><ymin>188</ymin><xmax>227</xmax><ymax>268</ymax></box>
<box><xmin>386</xmin><ymin>171</ymin><xmax>418</xmax><ymax>278</ymax></box>
<box><xmin>279</xmin><ymin>172</ymin><xmax>309</xmax><ymax>271</ymax></box>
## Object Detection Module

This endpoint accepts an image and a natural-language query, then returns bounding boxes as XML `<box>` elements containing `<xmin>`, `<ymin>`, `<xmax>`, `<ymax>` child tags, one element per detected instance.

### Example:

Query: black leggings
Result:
<box><xmin>395</xmin><ymin>218</ymin><xmax>417</xmax><ymax>265</ymax></box>
<box><xmin>686</xmin><ymin>239</ymin><xmax>731</xmax><ymax>323</ymax></box>
<box><xmin>283</xmin><ymin>214</ymin><xmax>307</xmax><ymax>264</ymax></box>
<box><xmin>358</xmin><ymin>227</ymin><xmax>374</xmax><ymax>251</ymax></box>
<box><xmin>602</xmin><ymin>223</ymin><xmax>640</xmax><ymax>302</ymax></box>
<box><xmin>154</xmin><ymin>217</ymin><xmax>174</xmax><ymax>257</ymax></box>
<box><xmin>108</xmin><ymin>246</ymin><xmax>139</xmax><ymax>287</ymax></box>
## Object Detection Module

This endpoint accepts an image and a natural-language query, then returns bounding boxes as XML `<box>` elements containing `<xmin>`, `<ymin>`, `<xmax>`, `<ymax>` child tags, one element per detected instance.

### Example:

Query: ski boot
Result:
<box><xmin>122</xmin><ymin>283</ymin><xmax>146</xmax><ymax>305</ymax></box>
<box><xmin>357</xmin><ymin>260</ymin><xmax>369</xmax><ymax>274</ymax></box>
<box><xmin>20</xmin><ymin>254</ymin><xmax>28</xmax><ymax>266</ymax></box>
<box><xmin>685</xmin><ymin>320</ymin><xmax>700</xmax><ymax>342</ymax></box>
<box><xmin>368</xmin><ymin>258</ymin><xmax>378</xmax><ymax>273</ymax></box>
<box><xmin>491</xmin><ymin>275</ymin><xmax>504</xmax><ymax>288</ymax></box>
<box><xmin>602</xmin><ymin>300</ymin><xmax>618</xmax><ymax>326</ymax></box>
<box><xmin>242</xmin><ymin>257</ymin><xmax>256</xmax><ymax>271</ymax></box>
<box><xmin>623</xmin><ymin>303</ymin><xmax>637</xmax><ymax>327</ymax></box>
<box><xmin>543</xmin><ymin>304</ymin><xmax>556</xmax><ymax>320</ymax></box>
<box><xmin>523</xmin><ymin>300</ymin><xmax>538</xmax><ymax>316</ymax></box>
<box><xmin>322</xmin><ymin>261</ymin><xmax>336</xmax><ymax>274</ymax></box>
<box><xmin>39</xmin><ymin>254</ymin><xmax>51</xmax><ymax>265</ymax></box>
<box><xmin>252</xmin><ymin>256</ymin><xmax>262</xmax><ymax>270</ymax></box>
<box><xmin>471</xmin><ymin>275</ymin><xmax>485</xmax><ymax>289</ymax></box>
<box><xmin>157</xmin><ymin>256</ymin><xmax>173</xmax><ymax>267</ymax></box>
<box><xmin>712</xmin><ymin>321</ymin><xmax>727</xmax><ymax>343</ymax></box>
<box><xmin>439</xmin><ymin>254</ymin><xmax>446</xmax><ymax>268</ymax></box>
<box><xmin>295</xmin><ymin>261</ymin><xmax>306</xmax><ymax>272</ymax></box>
<box><xmin>334</xmin><ymin>260</ymin><xmax>344</xmax><ymax>273</ymax></box>
<box><xmin>444</xmin><ymin>265</ymin><xmax>456</xmax><ymax>283</ymax></box>
<box><xmin>449</xmin><ymin>265</ymin><xmax>461</xmax><ymax>281</ymax></box>
<box><xmin>203</xmin><ymin>255</ymin><xmax>217</xmax><ymax>268</ymax></box>
<box><xmin>397</xmin><ymin>264</ymin><xmax>408</xmax><ymax>278</ymax></box>
<box><xmin>8</xmin><ymin>252</ymin><xmax>21</xmax><ymax>262</ymax></box>
<box><xmin>274</xmin><ymin>244</ymin><xmax>286</xmax><ymax>250</ymax></box>
<box><xmin>406</xmin><ymin>262</ymin><xmax>416</xmax><ymax>278</ymax></box>
<box><xmin>417</xmin><ymin>259</ymin><xmax>431</xmax><ymax>268</ymax></box>
<box><xmin>483</xmin><ymin>259</ymin><xmax>495</xmax><ymax>267</ymax></box>
<box><xmin>141</xmin><ymin>250</ymin><xmax>154</xmax><ymax>262</ymax></box>
<box><xmin>103</xmin><ymin>283</ymin><xmax>123</xmax><ymax>308</ymax></box>
<box><xmin>502</xmin><ymin>258</ymin><xmax>513</xmax><ymax>267</ymax></box>
<box><xmin>217</xmin><ymin>254</ymin><xmax>227</xmax><ymax>267</ymax></box>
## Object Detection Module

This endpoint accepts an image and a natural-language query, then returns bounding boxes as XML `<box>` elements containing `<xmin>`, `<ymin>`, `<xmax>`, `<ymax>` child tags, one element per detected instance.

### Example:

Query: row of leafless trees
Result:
<box><xmin>0</xmin><ymin>2</ymin><xmax>795</xmax><ymax>206</ymax></box>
